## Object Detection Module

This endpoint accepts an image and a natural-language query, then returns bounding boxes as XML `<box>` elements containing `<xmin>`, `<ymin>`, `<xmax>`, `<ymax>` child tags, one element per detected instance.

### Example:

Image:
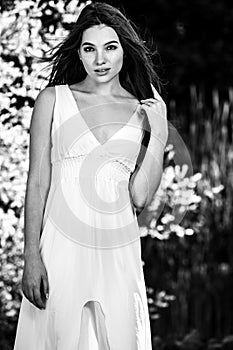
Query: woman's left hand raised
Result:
<box><xmin>140</xmin><ymin>98</ymin><xmax>163</xmax><ymax>129</ymax></box>
<box><xmin>140</xmin><ymin>98</ymin><xmax>168</xmax><ymax>147</ymax></box>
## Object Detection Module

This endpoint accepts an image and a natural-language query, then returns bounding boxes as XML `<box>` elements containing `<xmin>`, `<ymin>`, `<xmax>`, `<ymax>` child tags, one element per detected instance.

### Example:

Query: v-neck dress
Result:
<box><xmin>13</xmin><ymin>84</ymin><xmax>153</xmax><ymax>350</ymax></box>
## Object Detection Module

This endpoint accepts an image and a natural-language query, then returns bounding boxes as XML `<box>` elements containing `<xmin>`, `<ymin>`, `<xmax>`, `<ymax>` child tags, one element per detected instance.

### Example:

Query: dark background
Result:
<box><xmin>112</xmin><ymin>0</ymin><xmax>233</xmax><ymax>102</ymax></box>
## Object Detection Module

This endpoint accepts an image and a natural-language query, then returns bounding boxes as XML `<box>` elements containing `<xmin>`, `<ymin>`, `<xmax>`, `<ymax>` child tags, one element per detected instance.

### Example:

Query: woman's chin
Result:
<box><xmin>91</xmin><ymin>74</ymin><xmax>117</xmax><ymax>83</ymax></box>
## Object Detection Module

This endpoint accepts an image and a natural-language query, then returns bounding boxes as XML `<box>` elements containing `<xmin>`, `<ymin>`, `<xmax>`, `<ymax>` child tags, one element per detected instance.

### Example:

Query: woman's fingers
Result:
<box><xmin>23</xmin><ymin>285</ymin><xmax>43</xmax><ymax>309</ymax></box>
<box><xmin>41</xmin><ymin>273</ymin><xmax>49</xmax><ymax>300</ymax></box>
<box><xmin>33</xmin><ymin>285</ymin><xmax>45</xmax><ymax>309</ymax></box>
<box><xmin>21</xmin><ymin>255</ymin><xmax>49</xmax><ymax>310</ymax></box>
<box><xmin>23</xmin><ymin>287</ymin><xmax>34</xmax><ymax>306</ymax></box>
<box><xmin>140</xmin><ymin>99</ymin><xmax>159</xmax><ymax>111</ymax></box>
<box><xmin>141</xmin><ymin>98</ymin><xmax>159</xmax><ymax>104</ymax></box>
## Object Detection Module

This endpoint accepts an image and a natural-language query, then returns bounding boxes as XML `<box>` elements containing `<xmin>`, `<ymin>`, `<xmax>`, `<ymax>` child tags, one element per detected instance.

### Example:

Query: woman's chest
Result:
<box><xmin>79</xmin><ymin>102</ymin><xmax>140</xmax><ymax>140</ymax></box>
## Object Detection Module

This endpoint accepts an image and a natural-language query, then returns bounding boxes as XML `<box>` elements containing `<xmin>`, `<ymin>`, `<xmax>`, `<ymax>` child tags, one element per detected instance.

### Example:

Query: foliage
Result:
<box><xmin>0</xmin><ymin>1</ymin><xmax>88</xmax><ymax>346</ymax></box>
<box><xmin>141</xmin><ymin>85</ymin><xmax>233</xmax><ymax>340</ymax></box>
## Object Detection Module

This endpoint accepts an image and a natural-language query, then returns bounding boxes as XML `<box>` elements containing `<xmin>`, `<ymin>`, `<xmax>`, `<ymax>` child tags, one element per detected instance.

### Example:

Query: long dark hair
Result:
<box><xmin>40</xmin><ymin>2</ymin><xmax>163</xmax><ymax>101</ymax></box>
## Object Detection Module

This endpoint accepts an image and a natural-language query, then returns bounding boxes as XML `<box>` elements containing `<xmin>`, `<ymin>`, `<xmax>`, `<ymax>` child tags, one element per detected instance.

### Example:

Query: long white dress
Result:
<box><xmin>13</xmin><ymin>84</ymin><xmax>162</xmax><ymax>350</ymax></box>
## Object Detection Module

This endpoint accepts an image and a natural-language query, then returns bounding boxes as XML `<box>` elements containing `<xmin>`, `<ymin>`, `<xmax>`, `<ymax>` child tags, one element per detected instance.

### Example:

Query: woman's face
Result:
<box><xmin>78</xmin><ymin>24</ymin><xmax>124</xmax><ymax>83</ymax></box>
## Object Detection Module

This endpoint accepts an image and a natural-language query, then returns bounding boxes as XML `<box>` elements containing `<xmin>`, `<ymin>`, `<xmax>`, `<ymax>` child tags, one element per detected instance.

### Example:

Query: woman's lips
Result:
<box><xmin>94</xmin><ymin>68</ymin><xmax>110</xmax><ymax>75</ymax></box>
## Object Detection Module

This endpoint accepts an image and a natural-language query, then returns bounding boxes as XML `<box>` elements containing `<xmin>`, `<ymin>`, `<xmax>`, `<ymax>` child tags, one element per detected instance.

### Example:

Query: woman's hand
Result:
<box><xmin>140</xmin><ymin>98</ymin><xmax>168</xmax><ymax>147</ymax></box>
<box><xmin>140</xmin><ymin>98</ymin><xmax>164</xmax><ymax>129</ymax></box>
<box><xmin>22</xmin><ymin>251</ymin><xmax>49</xmax><ymax>310</ymax></box>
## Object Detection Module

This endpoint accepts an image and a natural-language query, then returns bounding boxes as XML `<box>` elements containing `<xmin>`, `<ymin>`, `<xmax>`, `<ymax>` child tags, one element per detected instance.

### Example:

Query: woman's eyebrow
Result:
<box><xmin>81</xmin><ymin>40</ymin><xmax>119</xmax><ymax>46</ymax></box>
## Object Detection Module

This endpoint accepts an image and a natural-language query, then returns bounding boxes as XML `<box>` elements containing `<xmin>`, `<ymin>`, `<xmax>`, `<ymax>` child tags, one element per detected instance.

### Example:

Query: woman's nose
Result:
<box><xmin>95</xmin><ymin>50</ymin><xmax>106</xmax><ymax>65</ymax></box>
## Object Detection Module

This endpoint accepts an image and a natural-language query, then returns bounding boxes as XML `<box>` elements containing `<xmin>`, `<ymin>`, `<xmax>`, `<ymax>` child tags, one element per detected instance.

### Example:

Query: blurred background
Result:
<box><xmin>0</xmin><ymin>0</ymin><xmax>233</xmax><ymax>349</ymax></box>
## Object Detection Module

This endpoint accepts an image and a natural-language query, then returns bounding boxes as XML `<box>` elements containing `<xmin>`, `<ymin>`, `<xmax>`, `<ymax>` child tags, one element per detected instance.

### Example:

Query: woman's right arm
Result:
<box><xmin>22</xmin><ymin>86</ymin><xmax>55</xmax><ymax>309</ymax></box>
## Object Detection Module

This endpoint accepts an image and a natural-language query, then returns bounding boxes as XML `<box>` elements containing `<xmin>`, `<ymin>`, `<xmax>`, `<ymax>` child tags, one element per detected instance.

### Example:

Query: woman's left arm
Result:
<box><xmin>129</xmin><ymin>85</ymin><xmax>168</xmax><ymax>211</ymax></box>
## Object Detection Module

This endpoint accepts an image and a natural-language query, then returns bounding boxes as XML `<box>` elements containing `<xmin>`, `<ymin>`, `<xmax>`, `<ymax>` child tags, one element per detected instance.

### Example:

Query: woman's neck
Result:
<box><xmin>79</xmin><ymin>76</ymin><xmax>124</xmax><ymax>96</ymax></box>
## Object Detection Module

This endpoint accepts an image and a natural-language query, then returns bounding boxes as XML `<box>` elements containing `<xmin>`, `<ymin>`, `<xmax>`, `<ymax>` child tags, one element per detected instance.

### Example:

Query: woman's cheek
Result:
<box><xmin>112</xmin><ymin>54</ymin><xmax>124</xmax><ymax>71</ymax></box>
<box><xmin>83</xmin><ymin>60</ymin><xmax>95</xmax><ymax>74</ymax></box>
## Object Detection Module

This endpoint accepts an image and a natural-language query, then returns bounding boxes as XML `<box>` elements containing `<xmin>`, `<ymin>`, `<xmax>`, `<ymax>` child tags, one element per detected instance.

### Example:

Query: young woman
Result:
<box><xmin>13</xmin><ymin>2</ymin><xmax>168</xmax><ymax>349</ymax></box>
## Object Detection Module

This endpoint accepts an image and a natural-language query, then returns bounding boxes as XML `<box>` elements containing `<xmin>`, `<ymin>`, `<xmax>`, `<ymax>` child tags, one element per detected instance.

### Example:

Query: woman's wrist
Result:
<box><xmin>148</xmin><ymin>130</ymin><xmax>160</xmax><ymax>148</ymax></box>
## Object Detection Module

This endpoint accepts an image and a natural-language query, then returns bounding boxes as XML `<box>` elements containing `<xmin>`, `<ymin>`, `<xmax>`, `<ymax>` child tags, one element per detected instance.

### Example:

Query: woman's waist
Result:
<box><xmin>51</xmin><ymin>156</ymin><xmax>133</xmax><ymax>183</ymax></box>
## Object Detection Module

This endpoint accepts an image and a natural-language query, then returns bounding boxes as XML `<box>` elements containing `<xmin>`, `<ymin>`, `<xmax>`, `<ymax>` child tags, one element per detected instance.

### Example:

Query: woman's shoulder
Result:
<box><xmin>35</xmin><ymin>86</ymin><xmax>56</xmax><ymax>109</ymax></box>
<box><xmin>38</xmin><ymin>85</ymin><xmax>56</xmax><ymax>98</ymax></box>
<box><xmin>68</xmin><ymin>82</ymin><xmax>86</xmax><ymax>93</ymax></box>
<box><xmin>30</xmin><ymin>86</ymin><xmax>56</xmax><ymax>141</ymax></box>
<box><xmin>121</xmin><ymin>88</ymin><xmax>138</xmax><ymax>102</ymax></box>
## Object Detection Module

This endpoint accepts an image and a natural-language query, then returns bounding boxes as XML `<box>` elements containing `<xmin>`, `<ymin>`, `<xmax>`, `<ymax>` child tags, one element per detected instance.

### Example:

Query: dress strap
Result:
<box><xmin>55</xmin><ymin>85</ymin><xmax>78</xmax><ymax>123</ymax></box>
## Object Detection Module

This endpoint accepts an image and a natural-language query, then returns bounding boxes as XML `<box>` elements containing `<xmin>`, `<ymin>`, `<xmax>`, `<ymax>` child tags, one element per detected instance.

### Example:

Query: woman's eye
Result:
<box><xmin>83</xmin><ymin>45</ymin><xmax>118</xmax><ymax>53</ymax></box>
<box><xmin>83</xmin><ymin>47</ymin><xmax>94</xmax><ymax>52</ymax></box>
<box><xmin>106</xmin><ymin>45</ymin><xmax>117</xmax><ymax>50</ymax></box>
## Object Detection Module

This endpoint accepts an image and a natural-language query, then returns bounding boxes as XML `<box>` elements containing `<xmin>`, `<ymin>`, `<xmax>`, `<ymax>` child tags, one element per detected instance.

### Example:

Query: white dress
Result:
<box><xmin>13</xmin><ymin>84</ymin><xmax>155</xmax><ymax>350</ymax></box>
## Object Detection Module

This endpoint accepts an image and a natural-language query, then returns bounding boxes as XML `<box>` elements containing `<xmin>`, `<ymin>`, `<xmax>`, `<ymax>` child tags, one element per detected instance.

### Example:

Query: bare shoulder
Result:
<box><xmin>69</xmin><ymin>83</ymin><xmax>83</xmax><ymax>92</ymax></box>
<box><xmin>33</xmin><ymin>86</ymin><xmax>56</xmax><ymax>118</ymax></box>
<box><xmin>121</xmin><ymin>88</ymin><xmax>138</xmax><ymax>102</ymax></box>
<box><xmin>30</xmin><ymin>86</ymin><xmax>56</xmax><ymax>136</ymax></box>
<box><xmin>35</xmin><ymin>86</ymin><xmax>56</xmax><ymax>105</ymax></box>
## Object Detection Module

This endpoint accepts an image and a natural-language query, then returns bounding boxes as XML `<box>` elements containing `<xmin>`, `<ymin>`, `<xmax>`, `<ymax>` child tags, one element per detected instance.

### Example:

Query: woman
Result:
<box><xmin>13</xmin><ymin>2</ymin><xmax>168</xmax><ymax>349</ymax></box>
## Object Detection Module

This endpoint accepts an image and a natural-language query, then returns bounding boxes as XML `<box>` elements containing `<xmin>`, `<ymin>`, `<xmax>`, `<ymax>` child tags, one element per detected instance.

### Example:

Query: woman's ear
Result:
<box><xmin>77</xmin><ymin>50</ymin><xmax>82</xmax><ymax>60</ymax></box>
